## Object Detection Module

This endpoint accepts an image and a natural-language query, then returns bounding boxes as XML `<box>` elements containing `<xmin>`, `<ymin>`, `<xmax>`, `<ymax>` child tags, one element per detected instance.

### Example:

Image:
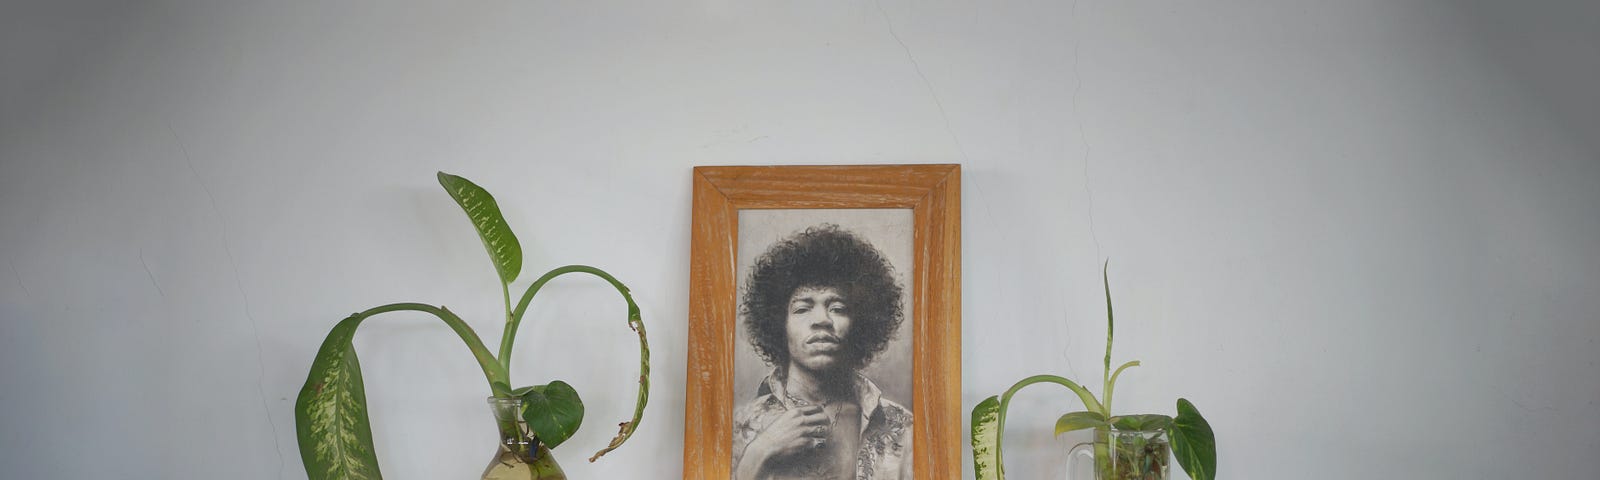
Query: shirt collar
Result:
<box><xmin>758</xmin><ymin>368</ymin><xmax>884</xmax><ymax>435</ymax></box>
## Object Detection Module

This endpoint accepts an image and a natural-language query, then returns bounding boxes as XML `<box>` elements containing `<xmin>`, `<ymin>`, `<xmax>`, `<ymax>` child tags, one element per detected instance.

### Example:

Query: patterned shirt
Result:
<box><xmin>732</xmin><ymin>370</ymin><xmax>913</xmax><ymax>480</ymax></box>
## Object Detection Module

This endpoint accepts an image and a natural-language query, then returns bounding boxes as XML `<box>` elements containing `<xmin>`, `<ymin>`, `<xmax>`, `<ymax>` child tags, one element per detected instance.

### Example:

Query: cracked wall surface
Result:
<box><xmin>2</xmin><ymin>0</ymin><xmax>1597</xmax><ymax>479</ymax></box>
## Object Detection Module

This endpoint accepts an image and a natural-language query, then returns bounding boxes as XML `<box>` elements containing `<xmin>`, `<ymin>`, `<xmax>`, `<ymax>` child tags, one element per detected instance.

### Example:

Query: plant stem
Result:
<box><xmin>501</xmin><ymin>265</ymin><xmax>626</xmax><ymax>366</ymax></box>
<box><xmin>499</xmin><ymin>281</ymin><xmax>513</xmax><ymax>373</ymax></box>
<box><xmin>350</xmin><ymin>302</ymin><xmax>507</xmax><ymax>391</ymax></box>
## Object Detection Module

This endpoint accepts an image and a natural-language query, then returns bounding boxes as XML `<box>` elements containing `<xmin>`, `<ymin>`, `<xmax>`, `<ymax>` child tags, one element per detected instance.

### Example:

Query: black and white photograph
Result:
<box><xmin>730</xmin><ymin>209</ymin><xmax>915</xmax><ymax>480</ymax></box>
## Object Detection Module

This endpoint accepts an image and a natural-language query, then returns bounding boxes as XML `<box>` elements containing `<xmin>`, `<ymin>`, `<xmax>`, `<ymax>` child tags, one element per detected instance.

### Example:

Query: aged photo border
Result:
<box><xmin>684</xmin><ymin>165</ymin><xmax>961</xmax><ymax>479</ymax></box>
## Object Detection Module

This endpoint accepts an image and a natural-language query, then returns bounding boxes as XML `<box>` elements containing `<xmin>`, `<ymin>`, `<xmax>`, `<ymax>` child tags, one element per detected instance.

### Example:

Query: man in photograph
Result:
<box><xmin>732</xmin><ymin>224</ymin><xmax>912</xmax><ymax>480</ymax></box>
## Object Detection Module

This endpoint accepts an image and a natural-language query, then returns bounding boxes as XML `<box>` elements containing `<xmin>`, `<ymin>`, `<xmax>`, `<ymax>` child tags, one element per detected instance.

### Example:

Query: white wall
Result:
<box><xmin>3</xmin><ymin>1</ymin><xmax>1597</xmax><ymax>478</ymax></box>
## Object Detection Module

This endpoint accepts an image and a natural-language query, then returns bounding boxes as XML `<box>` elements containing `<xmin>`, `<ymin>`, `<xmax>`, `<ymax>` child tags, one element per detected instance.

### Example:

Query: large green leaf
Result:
<box><xmin>970</xmin><ymin>396</ymin><xmax>1003</xmax><ymax>480</ymax></box>
<box><xmin>294</xmin><ymin>303</ymin><xmax>505</xmax><ymax>480</ymax></box>
<box><xmin>521</xmin><ymin>380</ymin><xmax>585</xmax><ymax>450</ymax></box>
<box><xmin>1170</xmin><ymin>398</ymin><xmax>1217</xmax><ymax>480</ymax></box>
<box><xmin>437</xmin><ymin>172</ymin><xmax>522</xmax><ymax>285</ymax></box>
<box><xmin>1054</xmin><ymin>411</ymin><xmax>1109</xmax><ymax>436</ymax></box>
<box><xmin>296</xmin><ymin>316</ymin><xmax>382</xmax><ymax>480</ymax></box>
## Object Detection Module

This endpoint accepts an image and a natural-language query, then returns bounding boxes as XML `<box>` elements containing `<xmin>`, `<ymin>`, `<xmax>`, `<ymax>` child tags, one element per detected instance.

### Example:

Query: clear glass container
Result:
<box><xmin>1067</xmin><ymin>427</ymin><xmax>1171</xmax><ymax>480</ymax></box>
<box><xmin>482</xmin><ymin>397</ymin><xmax>567</xmax><ymax>480</ymax></box>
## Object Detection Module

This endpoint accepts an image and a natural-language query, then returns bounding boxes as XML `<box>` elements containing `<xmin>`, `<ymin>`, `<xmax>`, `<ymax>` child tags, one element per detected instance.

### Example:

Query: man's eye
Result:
<box><xmin>828</xmin><ymin>305</ymin><xmax>847</xmax><ymax>314</ymax></box>
<box><xmin>792</xmin><ymin>307</ymin><xmax>811</xmax><ymax>314</ymax></box>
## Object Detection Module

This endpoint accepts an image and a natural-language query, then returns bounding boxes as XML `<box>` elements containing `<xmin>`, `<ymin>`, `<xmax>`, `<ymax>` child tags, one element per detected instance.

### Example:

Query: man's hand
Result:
<box><xmin>734</xmin><ymin>405</ymin><xmax>831</xmax><ymax>479</ymax></box>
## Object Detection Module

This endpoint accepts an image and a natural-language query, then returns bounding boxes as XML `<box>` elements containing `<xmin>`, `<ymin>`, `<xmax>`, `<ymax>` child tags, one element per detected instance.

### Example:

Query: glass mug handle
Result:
<box><xmin>1066</xmin><ymin>441</ymin><xmax>1096</xmax><ymax>480</ymax></box>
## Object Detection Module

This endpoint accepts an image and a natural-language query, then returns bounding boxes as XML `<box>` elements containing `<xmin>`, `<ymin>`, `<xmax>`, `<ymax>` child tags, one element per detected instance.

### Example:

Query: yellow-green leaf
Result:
<box><xmin>437</xmin><ymin>172</ymin><xmax>522</xmax><ymax>285</ymax></box>
<box><xmin>971</xmin><ymin>396</ymin><xmax>1003</xmax><ymax>480</ymax></box>
<box><xmin>295</xmin><ymin>316</ymin><xmax>382</xmax><ymax>480</ymax></box>
<box><xmin>1054</xmin><ymin>411</ymin><xmax>1108</xmax><ymax>436</ymax></box>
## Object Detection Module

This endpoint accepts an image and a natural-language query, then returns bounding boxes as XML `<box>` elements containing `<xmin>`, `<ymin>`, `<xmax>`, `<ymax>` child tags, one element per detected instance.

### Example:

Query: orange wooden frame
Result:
<box><xmin>684</xmin><ymin>165</ymin><xmax>961</xmax><ymax>479</ymax></box>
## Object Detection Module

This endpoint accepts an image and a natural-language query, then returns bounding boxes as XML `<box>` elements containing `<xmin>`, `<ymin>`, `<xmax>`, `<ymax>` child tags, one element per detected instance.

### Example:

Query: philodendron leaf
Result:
<box><xmin>1054</xmin><ymin>411</ymin><xmax>1108</xmax><ymax>436</ymax></box>
<box><xmin>522</xmin><ymin>380</ymin><xmax>585</xmax><ymax>450</ymax></box>
<box><xmin>437</xmin><ymin>172</ymin><xmax>522</xmax><ymax>285</ymax></box>
<box><xmin>1110</xmin><ymin>414</ymin><xmax>1172</xmax><ymax>432</ymax></box>
<box><xmin>1171</xmin><ymin>398</ymin><xmax>1217</xmax><ymax>480</ymax></box>
<box><xmin>970</xmin><ymin>396</ymin><xmax>1003</xmax><ymax>480</ymax></box>
<box><xmin>296</xmin><ymin>316</ymin><xmax>382</xmax><ymax>480</ymax></box>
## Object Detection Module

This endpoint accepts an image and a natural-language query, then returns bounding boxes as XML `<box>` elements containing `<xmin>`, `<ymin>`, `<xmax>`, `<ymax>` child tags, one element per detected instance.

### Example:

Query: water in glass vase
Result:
<box><xmin>484</xmin><ymin>397</ymin><xmax>567</xmax><ymax>480</ymax></box>
<box><xmin>1068</xmin><ymin>428</ymin><xmax>1171</xmax><ymax>480</ymax></box>
<box><xmin>1098</xmin><ymin>428</ymin><xmax>1170</xmax><ymax>480</ymax></box>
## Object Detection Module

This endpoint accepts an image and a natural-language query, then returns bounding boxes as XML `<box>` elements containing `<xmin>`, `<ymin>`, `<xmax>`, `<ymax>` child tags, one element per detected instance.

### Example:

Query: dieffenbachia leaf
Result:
<box><xmin>521</xmin><ymin>380</ymin><xmax>585</xmax><ymax>450</ymax></box>
<box><xmin>1110</xmin><ymin>414</ymin><xmax>1172</xmax><ymax>432</ymax></box>
<box><xmin>1171</xmin><ymin>398</ymin><xmax>1217</xmax><ymax>480</ymax></box>
<box><xmin>296</xmin><ymin>316</ymin><xmax>382</xmax><ymax>480</ymax></box>
<box><xmin>437</xmin><ymin>172</ymin><xmax>522</xmax><ymax>285</ymax></box>
<box><xmin>1054</xmin><ymin>411</ymin><xmax>1109</xmax><ymax>436</ymax></box>
<box><xmin>294</xmin><ymin>303</ymin><xmax>504</xmax><ymax>480</ymax></box>
<box><xmin>970</xmin><ymin>396</ymin><xmax>1003</xmax><ymax>480</ymax></box>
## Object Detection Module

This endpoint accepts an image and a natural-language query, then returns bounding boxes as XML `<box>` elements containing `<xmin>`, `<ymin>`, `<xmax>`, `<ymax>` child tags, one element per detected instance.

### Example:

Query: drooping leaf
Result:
<box><xmin>1054</xmin><ymin>411</ymin><xmax>1108</xmax><ymax>436</ymax></box>
<box><xmin>296</xmin><ymin>316</ymin><xmax>382</xmax><ymax>480</ymax></box>
<box><xmin>294</xmin><ymin>303</ymin><xmax>506</xmax><ymax>480</ymax></box>
<box><xmin>437</xmin><ymin>172</ymin><xmax>522</xmax><ymax>285</ymax></box>
<box><xmin>970</xmin><ymin>396</ymin><xmax>1003</xmax><ymax>480</ymax></box>
<box><xmin>588</xmin><ymin>296</ymin><xmax>650</xmax><ymax>462</ymax></box>
<box><xmin>522</xmin><ymin>380</ymin><xmax>585</xmax><ymax>450</ymax></box>
<box><xmin>1109</xmin><ymin>414</ymin><xmax>1172</xmax><ymax>432</ymax></box>
<box><xmin>1170</xmin><ymin>398</ymin><xmax>1217</xmax><ymax>480</ymax></box>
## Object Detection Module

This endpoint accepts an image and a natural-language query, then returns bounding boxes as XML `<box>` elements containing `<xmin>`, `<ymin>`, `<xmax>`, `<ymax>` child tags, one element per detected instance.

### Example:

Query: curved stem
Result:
<box><xmin>350</xmin><ymin>302</ymin><xmax>507</xmax><ymax>391</ymax></box>
<box><xmin>993</xmin><ymin>374</ymin><xmax>1105</xmax><ymax>477</ymax></box>
<box><xmin>1103</xmin><ymin>360</ymin><xmax>1140</xmax><ymax>418</ymax></box>
<box><xmin>501</xmin><ymin>265</ymin><xmax>625</xmax><ymax>367</ymax></box>
<box><xmin>501</xmin><ymin>265</ymin><xmax>651</xmax><ymax>460</ymax></box>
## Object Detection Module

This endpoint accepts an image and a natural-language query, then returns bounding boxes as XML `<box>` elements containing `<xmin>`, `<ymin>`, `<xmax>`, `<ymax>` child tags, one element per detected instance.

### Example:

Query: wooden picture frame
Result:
<box><xmin>684</xmin><ymin>165</ymin><xmax>961</xmax><ymax>479</ymax></box>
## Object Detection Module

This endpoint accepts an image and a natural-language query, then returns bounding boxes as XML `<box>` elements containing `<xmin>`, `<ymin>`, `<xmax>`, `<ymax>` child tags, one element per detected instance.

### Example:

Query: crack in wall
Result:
<box><xmin>1073</xmin><ymin>0</ymin><xmax>1102</xmax><ymax>261</ymax></box>
<box><xmin>875</xmin><ymin>0</ymin><xmax>971</xmax><ymax>163</ymax></box>
<box><xmin>139</xmin><ymin>248</ymin><xmax>165</xmax><ymax>298</ymax></box>
<box><xmin>8</xmin><ymin>256</ymin><xmax>28</xmax><ymax>299</ymax></box>
<box><xmin>170</xmin><ymin>123</ymin><xmax>287</xmax><ymax>478</ymax></box>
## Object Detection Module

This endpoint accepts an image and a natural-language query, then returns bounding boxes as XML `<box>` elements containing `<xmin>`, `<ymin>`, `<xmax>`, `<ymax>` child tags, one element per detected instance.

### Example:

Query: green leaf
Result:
<box><xmin>1170</xmin><ymin>398</ymin><xmax>1217</xmax><ymax>480</ymax></box>
<box><xmin>437</xmin><ymin>172</ymin><xmax>522</xmax><ymax>285</ymax></box>
<box><xmin>1054</xmin><ymin>411</ymin><xmax>1108</xmax><ymax>436</ymax></box>
<box><xmin>1103</xmin><ymin>261</ymin><xmax>1114</xmax><ymax>382</ymax></box>
<box><xmin>1109</xmin><ymin>414</ymin><xmax>1172</xmax><ymax>432</ymax></box>
<box><xmin>293</xmin><ymin>303</ymin><xmax>507</xmax><ymax>480</ymax></box>
<box><xmin>970</xmin><ymin>396</ymin><xmax>1003</xmax><ymax>480</ymax></box>
<box><xmin>295</xmin><ymin>316</ymin><xmax>382</xmax><ymax>480</ymax></box>
<box><xmin>521</xmin><ymin>380</ymin><xmax>585</xmax><ymax>450</ymax></box>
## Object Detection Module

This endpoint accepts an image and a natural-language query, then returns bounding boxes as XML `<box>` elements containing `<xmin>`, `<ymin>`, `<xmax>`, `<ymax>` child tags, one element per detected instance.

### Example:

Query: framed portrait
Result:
<box><xmin>684</xmin><ymin>165</ymin><xmax>961</xmax><ymax>479</ymax></box>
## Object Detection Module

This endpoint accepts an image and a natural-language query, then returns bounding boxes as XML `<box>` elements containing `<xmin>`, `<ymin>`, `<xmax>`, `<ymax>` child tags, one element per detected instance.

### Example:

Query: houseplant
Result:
<box><xmin>295</xmin><ymin>172</ymin><xmax>650</xmax><ymax>480</ymax></box>
<box><xmin>971</xmin><ymin>265</ymin><xmax>1216</xmax><ymax>480</ymax></box>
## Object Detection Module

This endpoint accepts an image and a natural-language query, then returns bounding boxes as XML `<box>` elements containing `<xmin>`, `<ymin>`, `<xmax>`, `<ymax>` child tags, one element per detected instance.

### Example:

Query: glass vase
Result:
<box><xmin>1067</xmin><ymin>427</ymin><xmax>1171</xmax><ymax>480</ymax></box>
<box><xmin>482</xmin><ymin>397</ymin><xmax>567</xmax><ymax>480</ymax></box>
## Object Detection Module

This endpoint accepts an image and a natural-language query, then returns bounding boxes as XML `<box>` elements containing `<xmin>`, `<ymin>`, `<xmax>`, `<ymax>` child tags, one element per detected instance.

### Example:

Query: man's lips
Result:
<box><xmin>806</xmin><ymin>334</ymin><xmax>841</xmax><ymax>344</ymax></box>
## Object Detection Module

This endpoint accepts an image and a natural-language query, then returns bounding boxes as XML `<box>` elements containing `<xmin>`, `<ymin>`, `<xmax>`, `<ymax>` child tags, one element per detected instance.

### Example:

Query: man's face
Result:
<box><xmin>785</xmin><ymin>285</ymin><xmax>853</xmax><ymax>374</ymax></box>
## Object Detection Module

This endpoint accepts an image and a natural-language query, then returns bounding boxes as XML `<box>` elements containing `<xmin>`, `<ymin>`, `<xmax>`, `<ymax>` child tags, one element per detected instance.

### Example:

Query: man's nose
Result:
<box><xmin>810</xmin><ymin>312</ymin><xmax>833</xmax><ymax>328</ymax></box>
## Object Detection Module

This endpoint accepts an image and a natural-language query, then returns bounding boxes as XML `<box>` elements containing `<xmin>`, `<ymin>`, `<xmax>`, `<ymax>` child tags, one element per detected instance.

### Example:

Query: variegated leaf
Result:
<box><xmin>295</xmin><ymin>316</ymin><xmax>382</xmax><ymax>480</ymax></box>
<box><xmin>437</xmin><ymin>172</ymin><xmax>522</xmax><ymax>285</ymax></box>
<box><xmin>971</xmin><ymin>396</ymin><xmax>1003</xmax><ymax>480</ymax></box>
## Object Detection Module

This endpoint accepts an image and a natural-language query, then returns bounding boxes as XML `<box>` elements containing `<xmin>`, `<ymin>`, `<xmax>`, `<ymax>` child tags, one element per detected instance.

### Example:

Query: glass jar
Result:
<box><xmin>482</xmin><ymin>397</ymin><xmax>566</xmax><ymax>480</ymax></box>
<box><xmin>1067</xmin><ymin>427</ymin><xmax>1171</xmax><ymax>480</ymax></box>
